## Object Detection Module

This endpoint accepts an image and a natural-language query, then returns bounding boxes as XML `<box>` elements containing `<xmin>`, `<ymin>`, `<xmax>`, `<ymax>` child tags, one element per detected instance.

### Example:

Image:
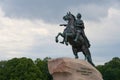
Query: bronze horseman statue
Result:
<box><xmin>55</xmin><ymin>12</ymin><xmax>95</xmax><ymax>66</ymax></box>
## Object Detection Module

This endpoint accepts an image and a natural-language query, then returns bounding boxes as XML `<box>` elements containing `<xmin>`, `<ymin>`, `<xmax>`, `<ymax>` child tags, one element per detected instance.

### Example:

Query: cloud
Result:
<box><xmin>84</xmin><ymin>7</ymin><xmax>120</xmax><ymax>64</ymax></box>
<box><xmin>0</xmin><ymin>0</ymin><xmax>120</xmax><ymax>65</ymax></box>
<box><xmin>85</xmin><ymin>7</ymin><xmax>120</xmax><ymax>45</ymax></box>
<box><xmin>0</xmin><ymin>0</ymin><xmax>119</xmax><ymax>23</ymax></box>
<box><xmin>0</xmin><ymin>7</ymin><xmax>60</xmax><ymax>60</ymax></box>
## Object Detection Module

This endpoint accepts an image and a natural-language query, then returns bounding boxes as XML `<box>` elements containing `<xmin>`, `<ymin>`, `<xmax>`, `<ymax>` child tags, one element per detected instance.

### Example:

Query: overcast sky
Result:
<box><xmin>0</xmin><ymin>0</ymin><xmax>120</xmax><ymax>65</ymax></box>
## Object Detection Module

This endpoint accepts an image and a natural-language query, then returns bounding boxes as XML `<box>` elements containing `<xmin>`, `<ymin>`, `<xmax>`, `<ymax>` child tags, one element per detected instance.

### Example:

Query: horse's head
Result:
<box><xmin>63</xmin><ymin>12</ymin><xmax>76</xmax><ymax>22</ymax></box>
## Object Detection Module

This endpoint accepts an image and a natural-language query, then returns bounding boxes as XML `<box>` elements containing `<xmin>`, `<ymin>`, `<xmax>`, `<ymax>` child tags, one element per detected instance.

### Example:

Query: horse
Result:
<box><xmin>55</xmin><ymin>12</ymin><xmax>95</xmax><ymax>66</ymax></box>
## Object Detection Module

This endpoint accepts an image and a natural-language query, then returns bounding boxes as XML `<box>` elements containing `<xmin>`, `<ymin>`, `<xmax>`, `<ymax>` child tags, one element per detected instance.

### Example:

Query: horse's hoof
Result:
<box><xmin>60</xmin><ymin>42</ymin><xmax>64</xmax><ymax>44</ymax></box>
<box><xmin>56</xmin><ymin>39</ymin><xmax>58</xmax><ymax>43</ymax></box>
<box><xmin>65</xmin><ymin>43</ymin><xmax>68</xmax><ymax>46</ymax></box>
<box><xmin>75</xmin><ymin>56</ymin><xmax>78</xmax><ymax>59</ymax></box>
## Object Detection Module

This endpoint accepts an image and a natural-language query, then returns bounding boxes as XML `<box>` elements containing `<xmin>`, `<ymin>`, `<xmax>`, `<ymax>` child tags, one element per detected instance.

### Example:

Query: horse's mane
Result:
<box><xmin>71</xmin><ymin>14</ymin><xmax>76</xmax><ymax>21</ymax></box>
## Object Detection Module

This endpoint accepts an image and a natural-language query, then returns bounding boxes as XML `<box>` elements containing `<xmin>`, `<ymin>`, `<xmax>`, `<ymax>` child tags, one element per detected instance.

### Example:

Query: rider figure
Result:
<box><xmin>74</xmin><ymin>13</ymin><xmax>90</xmax><ymax>48</ymax></box>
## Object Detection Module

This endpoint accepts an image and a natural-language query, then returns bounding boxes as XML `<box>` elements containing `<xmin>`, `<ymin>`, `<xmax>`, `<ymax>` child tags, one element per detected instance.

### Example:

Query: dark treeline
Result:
<box><xmin>0</xmin><ymin>57</ymin><xmax>120</xmax><ymax>80</ymax></box>
<box><xmin>0</xmin><ymin>57</ymin><xmax>52</xmax><ymax>80</ymax></box>
<box><xmin>96</xmin><ymin>57</ymin><xmax>120</xmax><ymax>80</ymax></box>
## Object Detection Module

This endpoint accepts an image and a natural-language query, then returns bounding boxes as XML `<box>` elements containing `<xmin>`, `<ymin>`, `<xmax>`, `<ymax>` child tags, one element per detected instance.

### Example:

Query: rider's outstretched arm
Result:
<box><xmin>60</xmin><ymin>24</ymin><xmax>67</xmax><ymax>27</ymax></box>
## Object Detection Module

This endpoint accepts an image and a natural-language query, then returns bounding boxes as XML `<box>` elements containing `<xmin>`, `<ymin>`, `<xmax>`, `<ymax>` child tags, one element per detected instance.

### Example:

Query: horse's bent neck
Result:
<box><xmin>68</xmin><ymin>19</ymin><xmax>74</xmax><ymax>28</ymax></box>
<box><xmin>69</xmin><ymin>18</ymin><xmax>74</xmax><ymax>24</ymax></box>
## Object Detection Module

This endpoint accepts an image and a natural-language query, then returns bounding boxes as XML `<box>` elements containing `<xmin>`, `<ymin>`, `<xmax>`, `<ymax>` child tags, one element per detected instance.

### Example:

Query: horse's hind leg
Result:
<box><xmin>82</xmin><ymin>52</ymin><xmax>87</xmax><ymax>60</ymax></box>
<box><xmin>72</xmin><ymin>47</ymin><xmax>78</xmax><ymax>59</ymax></box>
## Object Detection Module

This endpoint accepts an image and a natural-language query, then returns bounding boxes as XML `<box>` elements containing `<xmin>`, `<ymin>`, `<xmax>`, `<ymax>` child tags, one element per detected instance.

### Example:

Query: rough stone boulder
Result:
<box><xmin>48</xmin><ymin>58</ymin><xmax>103</xmax><ymax>80</ymax></box>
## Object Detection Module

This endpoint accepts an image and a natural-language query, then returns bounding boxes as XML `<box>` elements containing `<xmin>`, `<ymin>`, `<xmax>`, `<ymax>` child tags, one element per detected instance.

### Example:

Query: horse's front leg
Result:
<box><xmin>60</xmin><ymin>35</ymin><xmax>65</xmax><ymax>44</ymax></box>
<box><xmin>55</xmin><ymin>33</ymin><xmax>64</xmax><ymax>43</ymax></box>
<box><xmin>64</xmin><ymin>33</ymin><xmax>73</xmax><ymax>45</ymax></box>
<box><xmin>64</xmin><ymin>33</ymin><xmax>71</xmax><ymax>46</ymax></box>
<box><xmin>55</xmin><ymin>33</ymin><xmax>60</xmax><ymax>43</ymax></box>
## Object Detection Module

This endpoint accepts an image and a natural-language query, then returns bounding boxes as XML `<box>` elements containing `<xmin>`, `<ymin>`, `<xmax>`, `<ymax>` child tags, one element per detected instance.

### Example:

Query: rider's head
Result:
<box><xmin>77</xmin><ymin>13</ymin><xmax>81</xmax><ymax>19</ymax></box>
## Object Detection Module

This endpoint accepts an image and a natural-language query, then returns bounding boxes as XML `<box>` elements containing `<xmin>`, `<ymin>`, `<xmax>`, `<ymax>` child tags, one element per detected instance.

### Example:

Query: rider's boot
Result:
<box><xmin>74</xmin><ymin>32</ymin><xmax>80</xmax><ymax>42</ymax></box>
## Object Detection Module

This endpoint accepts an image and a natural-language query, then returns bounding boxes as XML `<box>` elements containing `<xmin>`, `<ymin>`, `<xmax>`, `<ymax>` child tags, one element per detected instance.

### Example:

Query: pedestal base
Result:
<box><xmin>48</xmin><ymin>58</ymin><xmax>103</xmax><ymax>80</ymax></box>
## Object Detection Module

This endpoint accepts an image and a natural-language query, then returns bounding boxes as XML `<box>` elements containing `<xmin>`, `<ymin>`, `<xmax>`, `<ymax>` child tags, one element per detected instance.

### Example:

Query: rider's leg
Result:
<box><xmin>74</xmin><ymin>30</ymin><xmax>80</xmax><ymax>42</ymax></box>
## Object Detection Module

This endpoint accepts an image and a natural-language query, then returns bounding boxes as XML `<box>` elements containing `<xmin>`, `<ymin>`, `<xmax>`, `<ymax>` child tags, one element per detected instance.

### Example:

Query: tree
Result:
<box><xmin>0</xmin><ymin>57</ymin><xmax>42</xmax><ymax>80</ymax></box>
<box><xmin>96</xmin><ymin>57</ymin><xmax>120</xmax><ymax>80</ymax></box>
<box><xmin>0</xmin><ymin>57</ymin><xmax>53</xmax><ymax>80</ymax></box>
<box><xmin>0</xmin><ymin>61</ymin><xmax>7</xmax><ymax>80</ymax></box>
<box><xmin>35</xmin><ymin>57</ymin><xmax>53</xmax><ymax>80</ymax></box>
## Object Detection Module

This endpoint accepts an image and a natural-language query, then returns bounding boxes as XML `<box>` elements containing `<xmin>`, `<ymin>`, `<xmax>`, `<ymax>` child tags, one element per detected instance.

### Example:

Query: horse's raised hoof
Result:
<box><xmin>55</xmin><ymin>39</ymin><xmax>58</xmax><ymax>43</ymax></box>
<box><xmin>60</xmin><ymin>41</ymin><xmax>64</xmax><ymax>44</ymax></box>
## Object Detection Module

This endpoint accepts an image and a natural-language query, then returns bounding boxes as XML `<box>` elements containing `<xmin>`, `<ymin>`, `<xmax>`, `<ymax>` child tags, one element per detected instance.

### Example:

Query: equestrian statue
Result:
<box><xmin>55</xmin><ymin>12</ymin><xmax>95</xmax><ymax>66</ymax></box>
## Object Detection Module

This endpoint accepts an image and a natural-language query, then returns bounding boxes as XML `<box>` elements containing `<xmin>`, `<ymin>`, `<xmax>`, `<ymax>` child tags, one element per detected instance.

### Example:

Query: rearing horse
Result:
<box><xmin>55</xmin><ymin>12</ymin><xmax>95</xmax><ymax>66</ymax></box>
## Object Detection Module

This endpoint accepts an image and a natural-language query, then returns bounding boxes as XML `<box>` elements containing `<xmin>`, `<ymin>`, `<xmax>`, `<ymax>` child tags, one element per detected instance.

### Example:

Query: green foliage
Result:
<box><xmin>0</xmin><ymin>57</ymin><xmax>52</xmax><ymax>80</ymax></box>
<box><xmin>96</xmin><ymin>57</ymin><xmax>120</xmax><ymax>80</ymax></box>
<box><xmin>35</xmin><ymin>57</ymin><xmax>52</xmax><ymax>80</ymax></box>
<box><xmin>0</xmin><ymin>61</ymin><xmax>7</xmax><ymax>80</ymax></box>
<box><xmin>2</xmin><ymin>57</ymin><xmax>119</xmax><ymax>80</ymax></box>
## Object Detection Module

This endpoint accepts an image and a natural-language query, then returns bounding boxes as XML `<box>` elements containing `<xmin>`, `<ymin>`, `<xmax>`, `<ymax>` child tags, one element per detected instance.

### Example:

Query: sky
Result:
<box><xmin>0</xmin><ymin>0</ymin><xmax>120</xmax><ymax>65</ymax></box>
